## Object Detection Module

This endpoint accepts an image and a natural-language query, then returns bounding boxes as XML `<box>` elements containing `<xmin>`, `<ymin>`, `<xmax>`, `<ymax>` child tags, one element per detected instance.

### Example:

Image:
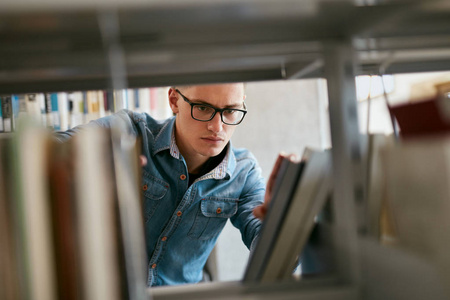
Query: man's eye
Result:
<box><xmin>196</xmin><ymin>105</ymin><xmax>209</xmax><ymax>112</ymax></box>
<box><xmin>224</xmin><ymin>109</ymin><xmax>236</xmax><ymax>115</ymax></box>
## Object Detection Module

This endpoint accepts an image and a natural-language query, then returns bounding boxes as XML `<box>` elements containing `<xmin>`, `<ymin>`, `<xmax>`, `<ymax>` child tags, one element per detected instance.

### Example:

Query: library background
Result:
<box><xmin>1</xmin><ymin>0</ymin><xmax>450</xmax><ymax>300</ymax></box>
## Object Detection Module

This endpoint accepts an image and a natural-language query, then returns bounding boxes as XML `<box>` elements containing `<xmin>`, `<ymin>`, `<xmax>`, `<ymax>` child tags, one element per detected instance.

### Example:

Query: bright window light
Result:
<box><xmin>355</xmin><ymin>75</ymin><xmax>395</xmax><ymax>101</ymax></box>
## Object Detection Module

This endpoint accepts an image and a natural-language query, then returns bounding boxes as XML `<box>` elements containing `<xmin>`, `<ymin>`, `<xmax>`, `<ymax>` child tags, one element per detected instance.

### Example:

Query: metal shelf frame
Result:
<box><xmin>1</xmin><ymin>1</ymin><xmax>449</xmax><ymax>299</ymax></box>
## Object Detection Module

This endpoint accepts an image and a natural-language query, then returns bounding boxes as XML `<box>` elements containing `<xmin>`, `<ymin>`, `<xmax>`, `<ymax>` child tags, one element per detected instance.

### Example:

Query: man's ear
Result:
<box><xmin>168</xmin><ymin>88</ymin><xmax>180</xmax><ymax>114</ymax></box>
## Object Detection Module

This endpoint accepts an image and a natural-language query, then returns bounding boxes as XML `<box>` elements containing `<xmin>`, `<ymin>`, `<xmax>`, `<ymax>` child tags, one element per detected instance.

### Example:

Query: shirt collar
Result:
<box><xmin>152</xmin><ymin>116</ymin><xmax>176</xmax><ymax>156</ymax></box>
<box><xmin>152</xmin><ymin>117</ymin><xmax>236</xmax><ymax>179</ymax></box>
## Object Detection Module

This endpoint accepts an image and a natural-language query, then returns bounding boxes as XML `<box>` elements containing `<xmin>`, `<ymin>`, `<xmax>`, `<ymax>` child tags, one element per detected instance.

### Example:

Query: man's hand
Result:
<box><xmin>139</xmin><ymin>155</ymin><xmax>148</xmax><ymax>167</ymax></box>
<box><xmin>252</xmin><ymin>153</ymin><xmax>287</xmax><ymax>220</ymax></box>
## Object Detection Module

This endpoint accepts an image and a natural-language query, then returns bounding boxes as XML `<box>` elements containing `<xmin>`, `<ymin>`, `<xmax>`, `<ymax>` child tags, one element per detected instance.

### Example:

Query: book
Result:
<box><xmin>2</xmin><ymin>95</ymin><xmax>13</xmax><ymax>132</ymax></box>
<box><xmin>16</xmin><ymin>94</ymin><xmax>28</xmax><ymax>120</ymax></box>
<box><xmin>50</xmin><ymin>93</ymin><xmax>61</xmax><ymax>130</ymax></box>
<box><xmin>365</xmin><ymin>134</ymin><xmax>396</xmax><ymax>243</ymax></box>
<box><xmin>47</xmin><ymin>138</ymin><xmax>81</xmax><ymax>300</ymax></box>
<box><xmin>57</xmin><ymin>92</ymin><xmax>70</xmax><ymax>131</ymax></box>
<box><xmin>44</xmin><ymin>93</ymin><xmax>54</xmax><ymax>128</ymax></box>
<box><xmin>244</xmin><ymin>153</ymin><xmax>304</xmax><ymax>282</ymax></box>
<box><xmin>12</xmin><ymin>127</ymin><xmax>57</xmax><ymax>300</ymax></box>
<box><xmin>110</xmin><ymin>126</ymin><xmax>148</xmax><ymax>300</ymax></box>
<box><xmin>384</xmin><ymin>137</ymin><xmax>450</xmax><ymax>279</ymax></box>
<box><xmin>389</xmin><ymin>96</ymin><xmax>450</xmax><ymax>139</ymax></box>
<box><xmin>0</xmin><ymin>96</ymin><xmax>3</xmax><ymax>132</ymax></box>
<box><xmin>25</xmin><ymin>93</ymin><xmax>42</xmax><ymax>124</ymax></box>
<box><xmin>68</xmin><ymin>92</ymin><xmax>84</xmax><ymax>128</ymax></box>
<box><xmin>138</xmin><ymin>88</ymin><xmax>151</xmax><ymax>114</ymax></box>
<box><xmin>73</xmin><ymin>127</ymin><xmax>120</xmax><ymax>300</ymax></box>
<box><xmin>0</xmin><ymin>137</ymin><xmax>22</xmax><ymax>300</ymax></box>
<box><xmin>98</xmin><ymin>90</ymin><xmax>106</xmax><ymax>118</ymax></box>
<box><xmin>260</xmin><ymin>149</ymin><xmax>332</xmax><ymax>282</ymax></box>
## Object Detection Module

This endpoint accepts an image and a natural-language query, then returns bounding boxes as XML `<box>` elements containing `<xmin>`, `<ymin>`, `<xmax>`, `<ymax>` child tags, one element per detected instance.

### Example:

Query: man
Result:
<box><xmin>57</xmin><ymin>83</ymin><xmax>272</xmax><ymax>286</ymax></box>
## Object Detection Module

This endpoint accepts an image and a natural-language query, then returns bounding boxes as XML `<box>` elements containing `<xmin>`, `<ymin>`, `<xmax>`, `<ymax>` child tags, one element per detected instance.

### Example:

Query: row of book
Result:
<box><xmin>0</xmin><ymin>88</ymin><xmax>172</xmax><ymax>133</ymax></box>
<box><xmin>0</xmin><ymin>124</ymin><xmax>149</xmax><ymax>300</ymax></box>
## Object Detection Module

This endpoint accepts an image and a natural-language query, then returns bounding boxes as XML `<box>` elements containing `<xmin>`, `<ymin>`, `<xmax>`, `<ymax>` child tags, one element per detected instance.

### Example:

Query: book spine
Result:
<box><xmin>11</xmin><ymin>95</ymin><xmax>20</xmax><ymax>131</ymax></box>
<box><xmin>82</xmin><ymin>91</ymin><xmax>88</xmax><ymax>125</ymax></box>
<box><xmin>58</xmin><ymin>93</ymin><xmax>69</xmax><ymax>131</ymax></box>
<box><xmin>44</xmin><ymin>94</ymin><xmax>53</xmax><ymax>128</ymax></box>
<box><xmin>0</xmin><ymin>96</ymin><xmax>3</xmax><ymax>132</ymax></box>
<box><xmin>150</xmin><ymin>88</ymin><xmax>158</xmax><ymax>117</ymax></box>
<box><xmin>17</xmin><ymin>94</ymin><xmax>28</xmax><ymax>120</ymax></box>
<box><xmin>2</xmin><ymin>95</ymin><xmax>13</xmax><ymax>132</ymax></box>
<box><xmin>50</xmin><ymin>93</ymin><xmax>61</xmax><ymax>131</ymax></box>
<box><xmin>106</xmin><ymin>90</ymin><xmax>114</xmax><ymax>115</ymax></box>
<box><xmin>25</xmin><ymin>93</ymin><xmax>41</xmax><ymax>123</ymax></box>
<box><xmin>98</xmin><ymin>91</ymin><xmax>106</xmax><ymax>118</ymax></box>
<box><xmin>127</xmin><ymin>89</ymin><xmax>135</xmax><ymax>111</ymax></box>
<box><xmin>39</xmin><ymin>93</ymin><xmax>47</xmax><ymax>128</ymax></box>
<box><xmin>134</xmin><ymin>89</ymin><xmax>140</xmax><ymax>112</ymax></box>
<box><xmin>138</xmin><ymin>88</ymin><xmax>150</xmax><ymax>114</ymax></box>
<box><xmin>69</xmin><ymin>92</ymin><xmax>84</xmax><ymax>128</ymax></box>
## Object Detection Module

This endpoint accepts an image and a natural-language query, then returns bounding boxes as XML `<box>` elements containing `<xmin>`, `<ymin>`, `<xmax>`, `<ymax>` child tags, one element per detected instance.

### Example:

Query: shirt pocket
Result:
<box><xmin>188</xmin><ymin>197</ymin><xmax>238</xmax><ymax>240</ymax></box>
<box><xmin>142</xmin><ymin>174</ymin><xmax>169</xmax><ymax>223</ymax></box>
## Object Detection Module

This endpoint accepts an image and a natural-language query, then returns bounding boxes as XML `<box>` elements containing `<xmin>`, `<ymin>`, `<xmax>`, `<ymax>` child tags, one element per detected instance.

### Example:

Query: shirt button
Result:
<box><xmin>161</xmin><ymin>236</ymin><xmax>167</xmax><ymax>241</ymax></box>
<box><xmin>216</xmin><ymin>207</ymin><xmax>222</xmax><ymax>214</ymax></box>
<box><xmin>152</xmin><ymin>264</ymin><xmax>157</xmax><ymax>269</ymax></box>
<box><xmin>180</xmin><ymin>174</ymin><xmax>187</xmax><ymax>180</ymax></box>
<box><xmin>177</xmin><ymin>211</ymin><xmax>182</xmax><ymax>217</ymax></box>
<box><xmin>142</xmin><ymin>184</ymin><xmax>148</xmax><ymax>191</ymax></box>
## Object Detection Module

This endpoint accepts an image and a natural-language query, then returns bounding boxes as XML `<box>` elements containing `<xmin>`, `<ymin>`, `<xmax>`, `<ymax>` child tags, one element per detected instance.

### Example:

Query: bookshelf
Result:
<box><xmin>1</xmin><ymin>0</ymin><xmax>450</xmax><ymax>299</ymax></box>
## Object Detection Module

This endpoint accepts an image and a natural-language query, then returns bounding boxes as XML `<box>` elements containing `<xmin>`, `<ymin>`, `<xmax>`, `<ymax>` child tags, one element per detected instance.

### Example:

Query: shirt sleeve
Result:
<box><xmin>230</xmin><ymin>155</ymin><xmax>266</xmax><ymax>250</ymax></box>
<box><xmin>53</xmin><ymin>109</ymin><xmax>138</xmax><ymax>143</ymax></box>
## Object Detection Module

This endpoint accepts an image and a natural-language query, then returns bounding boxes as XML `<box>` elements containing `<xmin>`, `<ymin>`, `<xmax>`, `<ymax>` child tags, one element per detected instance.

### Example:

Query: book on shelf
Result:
<box><xmin>244</xmin><ymin>148</ymin><xmax>332</xmax><ymax>283</ymax></box>
<box><xmin>244</xmin><ymin>153</ymin><xmax>305</xmax><ymax>282</ymax></box>
<box><xmin>365</xmin><ymin>133</ymin><xmax>396</xmax><ymax>243</ymax></box>
<box><xmin>0</xmin><ymin>96</ymin><xmax>3</xmax><ymax>132</ymax></box>
<box><xmin>0</xmin><ymin>122</ymin><xmax>148</xmax><ymax>300</ymax></box>
<box><xmin>0</xmin><ymin>87</ymin><xmax>171</xmax><ymax>134</ymax></box>
<box><xmin>383</xmin><ymin>136</ymin><xmax>450</xmax><ymax>281</ymax></box>
<box><xmin>2</xmin><ymin>95</ymin><xmax>14</xmax><ymax>132</ymax></box>
<box><xmin>12</xmin><ymin>127</ymin><xmax>58</xmax><ymax>300</ymax></box>
<box><xmin>389</xmin><ymin>95</ymin><xmax>450</xmax><ymax>139</ymax></box>
<box><xmin>0</xmin><ymin>136</ymin><xmax>22</xmax><ymax>300</ymax></box>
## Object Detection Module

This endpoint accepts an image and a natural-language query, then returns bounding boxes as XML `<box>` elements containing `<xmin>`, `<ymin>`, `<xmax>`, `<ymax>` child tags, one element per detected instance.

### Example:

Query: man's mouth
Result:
<box><xmin>202</xmin><ymin>136</ymin><xmax>224</xmax><ymax>143</ymax></box>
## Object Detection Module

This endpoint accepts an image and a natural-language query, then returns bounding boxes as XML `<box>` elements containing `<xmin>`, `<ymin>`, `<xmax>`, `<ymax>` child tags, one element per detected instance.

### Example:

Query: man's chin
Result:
<box><xmin>201</xmin><ymin>145</ymin><xmax>225</xmax><ymax>158</ymax></box>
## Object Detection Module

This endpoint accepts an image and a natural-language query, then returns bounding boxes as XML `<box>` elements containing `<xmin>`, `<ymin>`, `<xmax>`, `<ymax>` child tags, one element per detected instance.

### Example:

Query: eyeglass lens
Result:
<box><xmin>192</xmin><ymin>105</ymin><xmax>245</xmax><ymax>124</ymax></box>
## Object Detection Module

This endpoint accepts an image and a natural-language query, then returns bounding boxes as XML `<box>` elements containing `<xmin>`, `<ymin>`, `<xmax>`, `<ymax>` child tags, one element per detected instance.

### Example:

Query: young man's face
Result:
<box><xmin>169</xmin><ymin>83</ymin><xmax>246</xmax><ymax>163</ymax></box>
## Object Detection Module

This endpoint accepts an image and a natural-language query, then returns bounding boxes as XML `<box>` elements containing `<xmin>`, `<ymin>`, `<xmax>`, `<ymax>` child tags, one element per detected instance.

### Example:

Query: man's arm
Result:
<box><xmin>230</xmin><ymin>157</ymin><xmax>266</xmax><ymax>250</ymax></box>
<box><xmin>54</xmin><ymin>110</ymin><xmax>138</xmax><ymax>143</ymax></box>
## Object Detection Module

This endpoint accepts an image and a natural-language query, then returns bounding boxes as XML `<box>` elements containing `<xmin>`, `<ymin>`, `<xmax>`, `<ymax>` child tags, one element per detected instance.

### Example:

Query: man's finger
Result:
<box><xmin>139</xmin><ymin>155</ymin><xmax>148</xmax><ymax>167</ymax></box>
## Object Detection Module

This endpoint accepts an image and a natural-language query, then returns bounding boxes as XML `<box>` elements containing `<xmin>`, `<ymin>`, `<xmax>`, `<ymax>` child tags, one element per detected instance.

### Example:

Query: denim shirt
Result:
<box><xmin>56</xmin><ymin>110</ymin><xmax>265</xmax><ymax>286</ymax></box>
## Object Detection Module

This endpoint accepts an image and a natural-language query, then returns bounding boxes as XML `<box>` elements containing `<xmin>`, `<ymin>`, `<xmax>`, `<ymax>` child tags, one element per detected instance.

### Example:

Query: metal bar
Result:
<box><xmin>323</xmin><ymin>40</ymin><xmax>363</xmax><ymax>286</ymax></box>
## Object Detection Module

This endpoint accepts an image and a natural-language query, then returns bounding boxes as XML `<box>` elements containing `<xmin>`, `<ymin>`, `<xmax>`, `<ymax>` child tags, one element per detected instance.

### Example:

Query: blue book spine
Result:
<box><xmin>12</xmin><ymin>95</ymin><xmax>19</xmax><ymax>131</ymax></box>
<box><xmin>50</xmin><ymin>93</ymin><xmax>61</xmax><ymax>130</ymax></box>
<box><xmin>0</xmin><ymin>96</ymin><xmax>3</xmax><ymax>132</ymax></box>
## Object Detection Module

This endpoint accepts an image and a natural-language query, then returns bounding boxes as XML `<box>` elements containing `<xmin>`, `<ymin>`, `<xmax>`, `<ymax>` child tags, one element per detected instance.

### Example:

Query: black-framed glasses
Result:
<box><xmin>175</xmin><ymin>89</ymin><xmax>247</xmax><ymax>125</ymax></box>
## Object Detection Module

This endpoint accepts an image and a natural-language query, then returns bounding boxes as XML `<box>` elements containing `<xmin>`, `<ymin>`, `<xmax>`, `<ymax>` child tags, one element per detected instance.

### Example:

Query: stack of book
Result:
<box><xmin>244</xmin><ymin>148</ymin><xmax>332</xmax><ymax>283</ymax></box>
<box><xmin>0</xmin><ymin>87</ymin><xmax>172</xmax><ymax>133</ymax></box>
<box><xmin>0</xmin><ymin>123</ymin><xmax>149</xmax><ymax>300</ymax></box>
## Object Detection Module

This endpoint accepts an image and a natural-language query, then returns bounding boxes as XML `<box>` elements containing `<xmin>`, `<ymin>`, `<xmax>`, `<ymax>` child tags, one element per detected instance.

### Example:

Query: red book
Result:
<box><xmin>389</xmin><ymin>96</ymin><xmax>450</xmax><ymax>139</ymax></box>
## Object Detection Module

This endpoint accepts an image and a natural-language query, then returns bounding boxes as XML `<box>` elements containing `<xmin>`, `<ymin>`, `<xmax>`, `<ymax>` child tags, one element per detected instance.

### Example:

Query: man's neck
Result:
<box><xmin>185</xmin><ymin>156</ymin><xmax>209</xmax><ymax>174</ymax></box>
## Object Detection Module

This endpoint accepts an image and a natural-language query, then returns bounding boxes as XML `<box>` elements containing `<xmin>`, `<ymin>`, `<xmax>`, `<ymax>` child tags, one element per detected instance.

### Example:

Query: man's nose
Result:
<box><xmin>207</xmin><ymin>112</ymin><xmax>223</xmax><ymax>133</ymax></box>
